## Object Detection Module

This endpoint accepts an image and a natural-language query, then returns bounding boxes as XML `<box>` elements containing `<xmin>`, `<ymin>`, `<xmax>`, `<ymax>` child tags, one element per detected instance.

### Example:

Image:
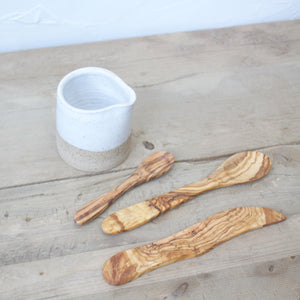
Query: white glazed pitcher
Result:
<box><xmin>56</xmin><ymin>67</ymin><xmax>136</xmax><ymax>172</ymax></box>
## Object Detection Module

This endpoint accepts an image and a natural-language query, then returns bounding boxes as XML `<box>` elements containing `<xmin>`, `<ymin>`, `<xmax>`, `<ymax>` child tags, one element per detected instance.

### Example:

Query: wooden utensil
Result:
<box><xmin>74</xmin><ymin>151</ymin><xmax>175</xmax><ymax>225</ymax></box>
<box><xmin>102</xmin><ymin>206</ymin><xmax>286</xmax><ymax>285</ymax></box>
<box><xmin>102</xmin><ymin>151</ymin><xmax>271</xmax><ymax>234</ymax></box>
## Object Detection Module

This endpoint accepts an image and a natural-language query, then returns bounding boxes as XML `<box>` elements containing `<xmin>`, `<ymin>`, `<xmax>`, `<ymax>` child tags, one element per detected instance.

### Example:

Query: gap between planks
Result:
<box><xmin>1</xmin><ymin>142</ymin><xmax>300</xmax><ymax>192</ymax></box>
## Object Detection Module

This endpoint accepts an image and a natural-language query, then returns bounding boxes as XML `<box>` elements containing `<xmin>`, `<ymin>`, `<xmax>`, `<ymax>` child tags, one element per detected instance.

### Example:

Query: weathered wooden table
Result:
<box><xmin>1</xmin><ymin>20</ymin><xmax>299</xmax><ymax>299</ymax></box>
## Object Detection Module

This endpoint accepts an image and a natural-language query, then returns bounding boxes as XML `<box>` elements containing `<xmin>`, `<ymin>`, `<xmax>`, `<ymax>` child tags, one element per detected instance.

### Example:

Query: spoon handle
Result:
<box><xmin>101</xmin><ymin>178</ymin><xmax>216</xmax><ymax>234</ymax></box>
<box><xmin>102</xmin><ymin>207</ymin><xmax>286</xmax><ymax>285</ymax></box>
<box><xmin>74</xmin><ymin>151</ymin><xmax>175</xmax><ymax>225</ymax></box>
<box><xmin>102</xmin><ymin>151</ymin><xmax>271</xmax><ymax>234</ymax></box>
<box><xmin>74</xmin><ymin>175</ymin><xmax>139</xmax><ymax>225</ymax></box>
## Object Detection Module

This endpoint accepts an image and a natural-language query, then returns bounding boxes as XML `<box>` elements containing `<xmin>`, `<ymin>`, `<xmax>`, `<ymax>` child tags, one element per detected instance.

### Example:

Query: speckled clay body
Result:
<box><xmin>56</xmin><ymin>67</ymin><xmax>136</xmax><ymax>172</ymax></box>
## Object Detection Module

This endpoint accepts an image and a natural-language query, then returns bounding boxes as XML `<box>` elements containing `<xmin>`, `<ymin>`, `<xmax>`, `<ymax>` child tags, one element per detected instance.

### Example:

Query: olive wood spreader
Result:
<box><xmin>102</xmin><ymin>151</ymin><xmax>271</xmax><ymax>234</ymax></box>
<box><xmin>102</xmin><ymin>206</ymin><xmax>286</xmax><ymax>285</ymax></box>
<box><xmin>74</xmin><ymin>151</ymin><xmax>175</xmax><ymax>225</ymax></box>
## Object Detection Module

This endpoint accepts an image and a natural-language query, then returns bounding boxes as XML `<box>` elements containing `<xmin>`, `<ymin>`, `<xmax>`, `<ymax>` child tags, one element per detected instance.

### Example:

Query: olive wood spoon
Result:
<box><xmin>102</xmin><ymin>151</ymin><xmax>271</xmax><ymax>234</ymax></box>
<box><xmin>102</xmin><ymin>206</ymin><xmax>286</xmax><ymax>285</ymax></box>
<box><xmin>74</xmin><ymin>151</ymin><xmax>175</xmax><ymax>225</ymax></box>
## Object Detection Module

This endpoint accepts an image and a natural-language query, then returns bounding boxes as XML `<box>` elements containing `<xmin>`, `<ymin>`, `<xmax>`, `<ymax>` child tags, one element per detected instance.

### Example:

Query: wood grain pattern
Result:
<box><xmin>74</xmin><ymin>151</ymin><xmax>174</xmax><ymax>225</ymax></box>
<box><xmin>1</xmin><ymin>21</ymin><xmax>300</xmax><ymax>190</ymax></box>
<box><xmin>102</xmin><ymin>151</ymin><xmax>271</xmax><ymax>234</ymax></box>
<box><xmin>1</xmin><ymin>145</ymin><xmax>297</xmax><ymax>268</ymax></box>
<box><xmin>102</xmin><ymin>207</ymin><xmax>286</xmax><ymax>285</ymax></box>
<box><xmin>1</xmin><ymin>20</ymin><xmax>300</xmax><ymax>299</ymax></box>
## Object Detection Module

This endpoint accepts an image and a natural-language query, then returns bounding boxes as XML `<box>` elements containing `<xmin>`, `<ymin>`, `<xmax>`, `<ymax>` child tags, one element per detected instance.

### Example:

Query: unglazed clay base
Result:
<box><xmin>56</xmin><ymin>132</ymin><xmax>131</xmax><ymax>172</ymax></box>
<box><xmin>56</xmin><ymin>67</ymin><xmax>136</xmax><ymax>172</ymax></box>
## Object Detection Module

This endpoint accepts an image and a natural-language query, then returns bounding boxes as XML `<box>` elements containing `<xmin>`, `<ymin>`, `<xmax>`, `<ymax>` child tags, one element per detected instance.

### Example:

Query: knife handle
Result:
<box><xmin>102</xmin><ymin>207</ymin><xmax>286</xmax><ymax>285</ymax></box>
<box><xmin>101</xmin><ymin>179</ymin><xmax>215</xmax><ymax>234</ymax></box>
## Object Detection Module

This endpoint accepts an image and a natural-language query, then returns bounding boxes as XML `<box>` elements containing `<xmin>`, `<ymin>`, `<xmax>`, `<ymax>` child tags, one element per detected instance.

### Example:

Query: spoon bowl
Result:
<box><xmin>208</xmin><ymin>151</ymin><xmax>271</xmax><ymax>187</ymax></box>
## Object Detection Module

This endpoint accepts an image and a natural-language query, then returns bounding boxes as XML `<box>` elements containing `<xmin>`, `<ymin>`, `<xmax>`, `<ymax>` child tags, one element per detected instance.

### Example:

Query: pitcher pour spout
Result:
<box><xmin>56</xmin><ymin>67</ymin><xmax>136</xmax><ymax>172</ymax></box>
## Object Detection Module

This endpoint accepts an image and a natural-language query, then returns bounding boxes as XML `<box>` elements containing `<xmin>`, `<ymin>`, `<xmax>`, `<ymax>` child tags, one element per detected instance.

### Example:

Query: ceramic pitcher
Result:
<box><xmin>56</xmin><ymin>67</ymin><xmax>136</xmax><ymax>172</ymax></box>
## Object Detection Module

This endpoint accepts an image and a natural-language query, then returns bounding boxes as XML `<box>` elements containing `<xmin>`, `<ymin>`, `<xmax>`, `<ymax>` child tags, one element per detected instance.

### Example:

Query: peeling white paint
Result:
<box><xmin>0</xmin><ymin>5</ymin><xmax>55</xmax><ymax>24</ymax></box>
<box><xmin>0</xmin><ymin>5</ymin><xmax>75</xmax><ymax>25</ymax></box>
<box><xmin>0</xmin><ymin>0</ymin><xmax>299</xmax><ymax>53</ymax></box>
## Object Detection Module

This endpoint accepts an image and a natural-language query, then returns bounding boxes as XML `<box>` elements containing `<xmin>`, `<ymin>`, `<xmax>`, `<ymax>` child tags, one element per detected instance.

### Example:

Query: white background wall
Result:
<box><xmin>1</xmin><ymin>0</ymin><xmax>299</xmax><ymax>53</ymax></box>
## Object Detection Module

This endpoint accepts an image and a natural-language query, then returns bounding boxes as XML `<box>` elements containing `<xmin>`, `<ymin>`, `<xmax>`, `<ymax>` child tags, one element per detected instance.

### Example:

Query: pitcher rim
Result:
<box><xmin>57</xmin><ymin>67</ymin><xmax>136</xmax><ymax>114</ymax></box>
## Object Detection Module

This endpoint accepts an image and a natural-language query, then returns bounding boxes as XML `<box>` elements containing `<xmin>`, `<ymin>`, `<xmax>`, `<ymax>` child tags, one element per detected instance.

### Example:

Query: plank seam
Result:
<box><xmin>1</xmin><ymin>142</ymin><xmax>299</xmax><ymax>191</ymax></box>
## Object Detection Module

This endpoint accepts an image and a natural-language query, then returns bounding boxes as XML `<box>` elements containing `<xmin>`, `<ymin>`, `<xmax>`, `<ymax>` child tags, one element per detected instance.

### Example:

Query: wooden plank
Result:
<box><xmin>96</xmin><ymin>256</ymin><xmax>300</xmax><ymax>300</ymax></box>
<box><xmin>1</xmin><ymin>145</ymin><xmax>299</xmax><ymax>267</ymax></box>
<box><xmin>1</xmin><ymin>21</ymin><xmax>300</xmax><ymax>188</ymax></box>
<box><xmin>1</xmin><ymin>21</ymin><xmax>300</xmax><ymax>299</ymax></box>
<box><xmin>0</xmin><ymin>222</ymin><xmax>299</xmax><ymax>299</ymax></box>
<box><xmin>1</xmin><ymin>20</ymin><xmax>300</xmax><ymax>81</ymax></box>
<box><xmin>2</xmin><ymin>256</ymin><xmax>299</xmax><ymax>299</ymax></box>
